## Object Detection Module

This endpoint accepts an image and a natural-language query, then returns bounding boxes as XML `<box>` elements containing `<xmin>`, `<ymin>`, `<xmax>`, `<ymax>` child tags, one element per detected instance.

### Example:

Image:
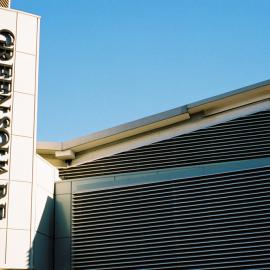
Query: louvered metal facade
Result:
<box><xmin>60</xmin><ymin>110</ymin><xmax>270</xmax><ymax>180</ymax></box>
<box><xmin>66</xmin><ymin>109</ymin><xmax>270</xmax><ymax>269</ymax></box>
<box><xmin>72</xmin><ymin>166</ymin><xmax>270</xmax><ymax>269</ymax></box>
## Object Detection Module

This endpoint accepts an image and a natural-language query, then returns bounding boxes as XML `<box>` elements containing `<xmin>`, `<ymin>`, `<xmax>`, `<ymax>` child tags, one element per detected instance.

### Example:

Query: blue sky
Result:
<box><xmin>12</xmin><ymin>0</ymin><xmax>270</xmax><ymax>142</ymax></box>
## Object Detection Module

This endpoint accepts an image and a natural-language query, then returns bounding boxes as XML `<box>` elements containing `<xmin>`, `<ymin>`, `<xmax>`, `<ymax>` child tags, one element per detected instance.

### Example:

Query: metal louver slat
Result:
<box><xmin>60</xmin><ymin>110</ymin><xmax>270</xmax><ymax>179</ymax></box>
<box><xmin>72</xmin><ymin>167</ymin><xmax>270</xmax><ymax>269</ymax></box>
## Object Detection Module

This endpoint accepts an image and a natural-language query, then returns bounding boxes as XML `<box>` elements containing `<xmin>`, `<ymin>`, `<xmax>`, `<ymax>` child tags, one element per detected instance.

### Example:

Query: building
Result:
<box><xmin>1</xmin><ymin>2</ymin><xmax>270</xmax><ymax>270</ymax></box>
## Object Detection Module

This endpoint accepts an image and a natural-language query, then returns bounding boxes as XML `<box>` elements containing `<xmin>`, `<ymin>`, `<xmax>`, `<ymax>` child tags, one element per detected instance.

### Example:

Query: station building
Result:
<box><xmin>1</xmin><ymin>2</ymin><xmax>270</xmax><ymax>270</ymax></box>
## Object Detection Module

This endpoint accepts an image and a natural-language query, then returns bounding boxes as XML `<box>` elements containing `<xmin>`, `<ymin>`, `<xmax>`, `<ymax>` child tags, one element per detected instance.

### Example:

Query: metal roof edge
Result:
<box><xmin>37</xmin><ymin>80</ymin><xmax>270</xmax><ymax>156</ymax></box>
<box><xmin>62</xmin><ymin>105</ymin><xmax>188</xmax><ymax>151</ymax></box>
<box><xmin>187</xmin><ymin>79</ymin><xmax>270</xmax><ymax>109</ymax></box>
<box><xmin>37</xmin><ymin>141</ymin><xmax>62</xmax><ymax>154</ymax></box>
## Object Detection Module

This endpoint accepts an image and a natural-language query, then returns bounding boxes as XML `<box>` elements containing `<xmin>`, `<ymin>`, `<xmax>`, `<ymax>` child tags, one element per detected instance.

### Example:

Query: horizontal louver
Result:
<box><xmin>60</xmin><ymin>110</ymin><xmax>270</xmax><ymax>179</ymax></box>
<box><xmin>72</xmin><ymin>166</ymin><xmax>270</xmax><ymax>269</ymax></box>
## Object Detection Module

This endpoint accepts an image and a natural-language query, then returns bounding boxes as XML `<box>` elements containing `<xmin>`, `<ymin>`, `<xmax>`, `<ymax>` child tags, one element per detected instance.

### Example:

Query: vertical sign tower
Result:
<box><xmin>0</xmin><ymin>1</ymin><xmax>40</xmax><ymax>269</ymax></box>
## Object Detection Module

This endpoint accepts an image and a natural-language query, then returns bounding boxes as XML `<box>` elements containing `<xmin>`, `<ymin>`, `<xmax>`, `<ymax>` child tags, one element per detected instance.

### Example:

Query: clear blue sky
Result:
<box><xmin>12</xmin><ymin>0</ymin><xmax>270</xmax><ymax>142</ymax></box>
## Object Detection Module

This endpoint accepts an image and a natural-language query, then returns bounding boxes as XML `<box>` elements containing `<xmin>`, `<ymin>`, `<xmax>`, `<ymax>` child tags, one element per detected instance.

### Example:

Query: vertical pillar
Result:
<box><xmin>0</xmin><ymin>7</ymin><xmax>40</xmax><ymax>269</ymax></box>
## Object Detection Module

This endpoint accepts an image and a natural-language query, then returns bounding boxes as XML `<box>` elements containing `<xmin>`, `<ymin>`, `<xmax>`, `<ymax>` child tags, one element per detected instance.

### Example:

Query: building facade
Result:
<box><xmin>1</xmin><ymin>3</ymin><xmax>270</xmax><ymax>270</ymax></box>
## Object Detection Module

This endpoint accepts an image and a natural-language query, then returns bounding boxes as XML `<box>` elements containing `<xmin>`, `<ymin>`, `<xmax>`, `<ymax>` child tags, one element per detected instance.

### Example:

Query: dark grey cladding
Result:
<box><xmin>72</xmin><ymin>166</ymin><xmax>270</xmax><ymax>269</ymax></box>
<box><xmin>60</xmin><ymin>110</ymin><xmax>270</xmax><ymax>179</ymax></box>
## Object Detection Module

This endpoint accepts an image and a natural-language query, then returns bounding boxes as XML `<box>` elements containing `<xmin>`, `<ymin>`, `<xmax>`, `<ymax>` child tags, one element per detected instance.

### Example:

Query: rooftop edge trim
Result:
<box><xmin>37</xmin><ymin>79</ymin><xmax>270</xmax><ymax>157</ymax></box>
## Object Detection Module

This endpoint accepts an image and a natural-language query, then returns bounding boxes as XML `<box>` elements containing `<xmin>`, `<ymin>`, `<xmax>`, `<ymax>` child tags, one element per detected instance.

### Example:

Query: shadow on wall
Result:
<box><xmin>28</xmin><ymin>195</ymin><xmax>55</xmax><ymax>270</ymax></box>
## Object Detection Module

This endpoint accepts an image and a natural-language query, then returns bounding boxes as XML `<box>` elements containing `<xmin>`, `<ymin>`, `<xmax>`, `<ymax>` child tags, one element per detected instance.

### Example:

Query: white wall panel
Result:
<box><xmin>10</xmin><ymin>135</ymin><xmax>33</xmax><ymax>182</ymax></box>
<box><xmin>35</xmin><ymin>187</ymin><xmax>54</xmax><ymax>237</ymax></box>
<box><xmin>0</xmin><ymin>7</ymin><xmax>40</xmax><ymax>270</ymax></box>
<box><xmin>14</xmin><ymin>52</ymin><xmax>36</xmax><ymax>95</ymax></box>
<box><xmin>16</xmin><ymin>13</ymin><xmax>37</xmax><ymax>55</ymax></box>
<box><xmin>7</xmin><ymin>181</ymin><xmax>31</xmax><ymax>230</ymax></box>
<box><xmin>0</xmin><ymin>8</ymin><xmax>16</xmax><ymax>33</ymax></box>
<box><xmin>0</xmin><ymin>229</ymin><xmax>5</xmax><ymax>265</ymax></box>
<box><xmin>6</xmin><ymin>229</ymin><xmax>30</xmax><ymax>268</ymax></box>
<box><xmin>12</xmin><ymin>92</ymin><xmax>35</xmax><ymax>137</ymax></box>
<box><xmin>0</xmin><ymin>180</ymin><xmax>8</xmax><ymax>229</ymax></box>
<box><xmin>36</xmin><ymin>156</ymin><xmax>55</xmax><ymax>194</ymax></box>
<box><xmin>32</xmin><ymin>155</ymin><xmax>56</xmax><ymax>269</ymax></box>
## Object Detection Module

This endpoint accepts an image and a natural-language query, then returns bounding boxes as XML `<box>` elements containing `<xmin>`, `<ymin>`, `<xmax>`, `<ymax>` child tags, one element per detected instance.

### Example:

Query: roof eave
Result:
<box><xmin>36</xmin><ymin>80</ymin><xmax>270</xmax><ymax>160</ymax></box>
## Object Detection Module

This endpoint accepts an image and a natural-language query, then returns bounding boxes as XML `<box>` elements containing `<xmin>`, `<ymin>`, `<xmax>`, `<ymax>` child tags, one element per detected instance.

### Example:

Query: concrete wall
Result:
<box><xmin>32</xmin><ymin>154</ymin><xmax>58</xmax><ymax>270</ymax></box>
<box><xmin>0</xmin><ymin>7</ymin><xmax>40</xmax><ymax>269</ymax></box>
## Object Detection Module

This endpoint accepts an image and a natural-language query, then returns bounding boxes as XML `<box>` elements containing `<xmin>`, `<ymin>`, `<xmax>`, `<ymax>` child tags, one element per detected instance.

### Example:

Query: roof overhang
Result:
<box><xmin>37</xmin><ymin>80</ymin><xmax>270</xmax><ymax>166</ymax></box>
